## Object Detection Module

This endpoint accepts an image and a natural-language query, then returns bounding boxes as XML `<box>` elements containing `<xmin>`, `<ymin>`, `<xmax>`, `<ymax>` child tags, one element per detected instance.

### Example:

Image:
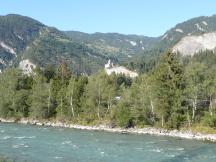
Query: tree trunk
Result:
<box><xmin>187</xmin><ymin>109</ymin><xmax>191</xmax><ymax>127</ymax></box>
<box><xmin>60</xmin><ymin>97</ymin><xmax>63</xmax><ymax>117</ymax></box>
<box><xmin>209</xmin><ymin>96</ymin><xmax>213</xmax><ymax>116</ymax></box>
<box><xmin>150</xmin><ymin>100</ymin><xmax>154</xmax><ymax>115</ymax></box>
<box><xmin>47</xmin><ymin>87</ymin><xmax>51</xmax><ymax>116</ymax></box>
<box><xmin>192</xmin><ymin>97</ymin><xmax>197</xmax><ymax>121</ymax></box>
<box><xmin>97</xmin><ymin>82</ymin><xmax>101</xmax><ymax>120</ymax></box>
<box><xmin>70</xmin><ymin>96</ymin><xmax>75</xmax><ymax>118</ymax></box>
<box><xmin>144</xmin><ymin>81</ymin><xmax>154</xmax><ymax>116</ymax></box>
<box><xmin>12</xmin><ymin>98</ymin><xmax>16</xmax><ymax>112</ymax></box>
<box><xmin>161</xmin><ymin>115</ymin><xmax>164</xmax><ymax>127</ymax></box>
<box><xmin>105</xmin><ymin>90</ymin><xmax>111</xmax><ymax>115</ymax></box>
<box><xmin>70</xmin><ymin>80</ymin><xmax>75</xmax><ymax>118</ymax></box>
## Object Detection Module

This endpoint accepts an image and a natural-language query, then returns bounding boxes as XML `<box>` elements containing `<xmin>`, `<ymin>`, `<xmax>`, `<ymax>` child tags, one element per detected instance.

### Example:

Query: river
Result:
<box><xmin>0</xmin><ymin>123</ymin><xmax>216</xmax><ymax>162</ymax></box>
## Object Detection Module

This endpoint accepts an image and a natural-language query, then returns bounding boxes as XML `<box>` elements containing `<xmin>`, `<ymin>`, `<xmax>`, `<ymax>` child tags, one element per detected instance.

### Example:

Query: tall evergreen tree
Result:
<box><xmin>185</xmin><ymin>62</ymin><xmax>207</xmax><ymax>124</ymax></box>
<box><xmin>154</xmin><ymin>52</ymin><xmax>186</xmax><ymax>129</ymax></box>
<box><xmin>30</xmin><ymin>73</ymin><xmax>51</xmax><ymax>119</ymax></box>
<box><xmin>0</xmin><ymin>69</ymin><xmax>20</xmax><ymax>117</ymax></box>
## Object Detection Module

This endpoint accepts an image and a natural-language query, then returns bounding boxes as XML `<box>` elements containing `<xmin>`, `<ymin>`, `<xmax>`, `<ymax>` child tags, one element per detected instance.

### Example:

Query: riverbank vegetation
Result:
<box><xmin>1</xmin><ymin>51</ymin><xmax>216</xmax><ymax>131</ymax></box>
<box><xmin>0</xmin><ymin>155</ymin><xmax>12</xmax><ymax>162</ymax></box>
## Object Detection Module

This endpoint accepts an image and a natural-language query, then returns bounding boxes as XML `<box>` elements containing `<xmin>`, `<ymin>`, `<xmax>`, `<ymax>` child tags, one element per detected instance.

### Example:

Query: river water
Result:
<box><xmin>0</xmin><ymin>123</ymin><xmax>216</xmax><ymax>162</ymax></box>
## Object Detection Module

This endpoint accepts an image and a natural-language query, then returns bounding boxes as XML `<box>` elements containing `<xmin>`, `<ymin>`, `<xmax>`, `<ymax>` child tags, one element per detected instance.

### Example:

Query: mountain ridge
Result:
<box><xmin>1</xmin><ymin>14</ymin><xmax>216</xmax><ymax>74</ymax></box>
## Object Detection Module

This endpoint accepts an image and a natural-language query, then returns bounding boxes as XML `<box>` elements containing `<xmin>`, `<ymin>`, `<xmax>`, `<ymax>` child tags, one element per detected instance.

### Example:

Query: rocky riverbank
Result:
<box><xmin>1</xmin><ymin>118</ymin><xmax>216</xmax><ymax>142</ymax></box>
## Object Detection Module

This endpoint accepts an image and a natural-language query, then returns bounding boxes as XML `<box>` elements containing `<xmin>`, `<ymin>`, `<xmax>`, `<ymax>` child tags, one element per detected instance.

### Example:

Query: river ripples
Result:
<box><xmin>0</xmin><ymin>123</ymin><xmax>216</xmax><ymax>162</ymax></box>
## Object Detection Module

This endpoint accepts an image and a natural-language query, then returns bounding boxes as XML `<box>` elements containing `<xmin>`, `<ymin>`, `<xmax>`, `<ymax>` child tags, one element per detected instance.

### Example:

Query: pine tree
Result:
<box><xmin>0</xmin><ymin>69</ymin><xmax>20</xmax><ymax>117</ymax></box>
<box><xmin>203</xmin><ymin>68</ymin><xmax>216</xmax><ymax>116</ymax></box>
<box><xmin>30</xmin><ymin>73</ymin><xmax>51</xmax><ymax>119</ymax></box>
<box><xmin>185</xmin><ymin>62</ymin><xmax>207</xmax><ymax>124</ymax></box>
<box><xmin>56</xmin><ymin>86</ymin><xmax>68</xmax><ymax>120</ymax></box>
<box><xmin>154</xmin><ymin>52</ymin><xmax>186</xmax><ymax>129</ymax></box>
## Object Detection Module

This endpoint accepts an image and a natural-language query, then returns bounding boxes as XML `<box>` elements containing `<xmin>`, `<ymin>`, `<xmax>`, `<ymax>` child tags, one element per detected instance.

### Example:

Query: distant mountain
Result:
<box><xmin>64</xmin><ymin>31</ymin><xmax>159</xmax><ymax>61</ymax></box>
<box><xmin>0</xmin><ymin>14</ymin><xmax>158</xmax><ymax>74</ymax></box>
<box><xmin>1</xmin><ymin>14</ymin><xmax>216</xmax><ymax>74</ymax></box>
<box><xmin>0</xmin><ymin>14</ymin><xmax>44</xmax><ymax>70</ymax></box>
<box><xmin>168</xmin><ymin>15</ymin><xmax>216</xmax><ymax>56</ymax></box>
<box><xmin>157</xmin><ymin>14</ymin><xmax>216</xmax><ymax>52</ymax></box>
<box><xmin>135</xmin><ymin>15</ymin><xmax>216</xmax><ymax>67</ymax></box>
<box><xmin>0</xmin><ymin>14</ymin><xmax>118</xmax><ymax>74</ymax></box>
<box><xmin>172</xmin><ymin>32</ymin><xmax>216</xmax><ymax>56</ymax></box>
<box><xmin>18</xmin><ymin>27</ymin><xmax>111</xmax><ymax>74</ymax></box>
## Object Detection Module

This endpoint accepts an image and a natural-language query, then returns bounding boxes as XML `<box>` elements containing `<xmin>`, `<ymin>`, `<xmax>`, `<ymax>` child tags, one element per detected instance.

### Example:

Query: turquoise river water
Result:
<box><xmin>0</xmin><ymin>123</ymin><xmax>216</xmax><ymax>162</ymax></box>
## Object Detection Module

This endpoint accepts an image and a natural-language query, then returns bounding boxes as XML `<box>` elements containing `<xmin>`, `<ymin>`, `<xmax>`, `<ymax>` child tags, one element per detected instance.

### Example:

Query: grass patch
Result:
<box><xmin>190</xmin><ymin>125</ymin><xmax>216</xmax><ymax>134</ymax></box>
<box><xmin>0</xmin><ymin>155</ymin><xmax>13</xmax><ymax>162</ymax></box>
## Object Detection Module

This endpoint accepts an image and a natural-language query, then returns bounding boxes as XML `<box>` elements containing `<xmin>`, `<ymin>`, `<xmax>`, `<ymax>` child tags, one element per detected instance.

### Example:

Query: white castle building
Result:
<box><xmin>19</xmin><ymin>59</ymin><xmax>36</xmax><ymax>75</ymax></box>
<box><xmin>104</xmin><ymin>60</ymin><xmax>138</xmax><ymax>78</ymax></box>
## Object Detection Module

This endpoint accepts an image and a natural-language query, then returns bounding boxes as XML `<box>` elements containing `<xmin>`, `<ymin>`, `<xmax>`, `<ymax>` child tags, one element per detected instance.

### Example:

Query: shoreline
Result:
<box><xmin>1</xmin><ymin>118</ymin><xmax>216</xmax><ymax>142</ymax></box>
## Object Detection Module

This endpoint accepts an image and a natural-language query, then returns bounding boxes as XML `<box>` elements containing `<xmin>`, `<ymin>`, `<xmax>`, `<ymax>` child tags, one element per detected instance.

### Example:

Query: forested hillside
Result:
<box><xmin>65</xmin><ymin>31</ymin><xmax>159</xmax><ymax>61</ymax></box>
<box><xmin>2</xmin><ymin>13</ymin><xmax>216</xmax><ymax>131</ymax></box>
<box><xmin>0</xmin><ymin>14</ymin><xmax>158</xmax><ymax>74</ymax></box>
<box><xmin>1</xmin><ymin>50</ymin><xmax>216</xmax><ymax>131</ymax></box>
<box><xmin>0</xmin><ymin>14</ymin><xmax>44</xmax><ymax>70</ymax></box>
<box><xmin>132</xmin><ymin>14</ymin><xmax>216</xmax><ymax>73</ymax></box>
<box><xmin>2</xmin><ymin>14</ymin><xmax>216</xmax><ymax>74</ymax></box>
<box><xmin>0</xmin><ymin>14</ymin><xmax>117</xmax><ymax>74</ymax></box>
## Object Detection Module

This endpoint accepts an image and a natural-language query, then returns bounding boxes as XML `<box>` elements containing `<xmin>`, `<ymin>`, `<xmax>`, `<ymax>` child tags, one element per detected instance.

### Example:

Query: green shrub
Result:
<box><xmin>115</xmin><ymin>103</ymin><xmax>133</xmax><ymax>128</ymax></box>
<box><xmin>201</xmin><ymin>113</ymin><xmax>216</xmax><ymax>128</ymax></box>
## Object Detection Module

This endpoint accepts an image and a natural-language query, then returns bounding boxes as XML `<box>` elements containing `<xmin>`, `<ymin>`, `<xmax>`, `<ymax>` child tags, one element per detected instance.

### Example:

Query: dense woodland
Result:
<box><xmin>1</xmin><ymin>50</ymin><xmax>216</xmax><ymax>130</ymax></box>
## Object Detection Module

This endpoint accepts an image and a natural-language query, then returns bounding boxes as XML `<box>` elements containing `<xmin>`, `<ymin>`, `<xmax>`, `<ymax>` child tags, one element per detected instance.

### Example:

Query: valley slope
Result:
<box><xmin>0</xmin><ymin>14</ymin><xmax>158</xmax><ymax>74</ymax></box>
<box><xmin>1</xmin><ymin>14</ymin><xmax>216</xmax><ymax>74</ymax></box>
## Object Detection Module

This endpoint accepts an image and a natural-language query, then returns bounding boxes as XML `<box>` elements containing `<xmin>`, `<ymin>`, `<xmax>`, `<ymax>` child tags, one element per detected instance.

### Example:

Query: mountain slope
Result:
<box><xmin>0</xmin><ymin>14</ymin><xmax>159</xmax><ymax>74</ymax></box>
<box><xmin>130</xmin><ymin>14</ymin><xmax>216</xmax><ymax>72</ymax></box>
<box><xmin>0</xmin><ymin>14</ymin><xmax>117</xmax><ymax>74</ymax></box>
<box><xmin>2</xmin><ymin>14</ymin><xmax>216</xmax><ymax>74</ymax></box>
<box><xmin>65</xmin><ymin>31</ymin><xmax>159</xmax><ymax>61</ymax></box>
<box><xmin>172</xmin><ymin>32</ymin><xmax>216</xmax><ymax>56</ymax></box>
<box><xmin>19</xmin><ymin>27</ymin><xmax>112</xmax><ymax>74</ymax></box>
<box><xmin>0</xmin><ymin>14</ymin><xmax>44</xmax><ymax>69</ymax></box>
<box><xmin>158</xmin><ymin>14</ymin><xmax>216</xmax><ymax>52</ymax></box>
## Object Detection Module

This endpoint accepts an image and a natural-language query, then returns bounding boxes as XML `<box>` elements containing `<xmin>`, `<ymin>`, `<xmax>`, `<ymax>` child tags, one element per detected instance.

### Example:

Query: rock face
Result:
<box><xmin>0</xmin><ymin>41</ymin><xmax>17</xmax><ymax>56</ymax></box>
<box><xmin>172</xmin><ymin>32</ymin><xmax>216</xmax><ymax>56</ymax></box>
<box><xmin>105</xmin><ymin>60</ymin><xmax>138</xmax><ymax>78</ymax></box>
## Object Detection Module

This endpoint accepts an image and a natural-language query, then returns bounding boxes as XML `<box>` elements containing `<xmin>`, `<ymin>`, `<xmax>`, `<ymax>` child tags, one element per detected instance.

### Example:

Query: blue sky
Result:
<box><xmin>1</xmin><ymin>0</ymin><xmax>216</xmax><ymax>36</ymax></box>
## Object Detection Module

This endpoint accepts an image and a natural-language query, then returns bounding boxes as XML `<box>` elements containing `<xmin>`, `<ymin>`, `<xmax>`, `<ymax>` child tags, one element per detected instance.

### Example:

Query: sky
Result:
<box><xmin>1</xmin><ymin>0</ymin><xmax>216</xmax><ymax>37</ymax></box>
